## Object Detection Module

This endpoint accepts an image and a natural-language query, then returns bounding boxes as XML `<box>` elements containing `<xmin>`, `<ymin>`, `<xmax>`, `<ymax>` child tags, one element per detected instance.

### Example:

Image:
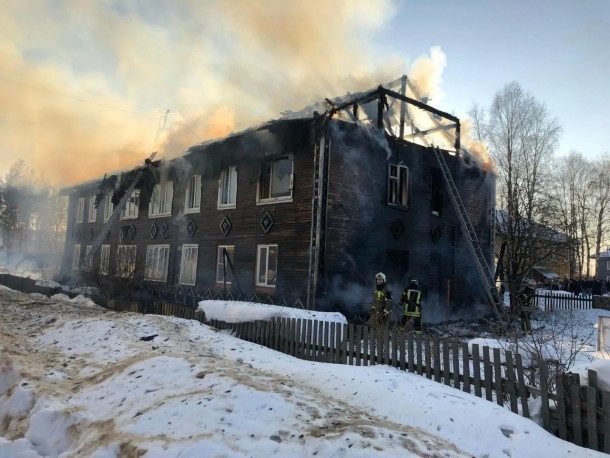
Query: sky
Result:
<box><xmin>2</xmin><ymin>285</ymin><xmax>609</xmax><ymax>457</ymax></box>
<box><xmin>0</xmin><ymin>1</ymin><xmax>608</xmax><ymax>187</ymax></box>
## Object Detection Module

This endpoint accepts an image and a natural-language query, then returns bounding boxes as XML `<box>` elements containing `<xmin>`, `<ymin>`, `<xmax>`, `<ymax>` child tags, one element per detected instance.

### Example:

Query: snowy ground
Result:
<box><xmin>1</xmin><ymin>287</ymin><xmax>607</xmax><ymax>457</ymax></box>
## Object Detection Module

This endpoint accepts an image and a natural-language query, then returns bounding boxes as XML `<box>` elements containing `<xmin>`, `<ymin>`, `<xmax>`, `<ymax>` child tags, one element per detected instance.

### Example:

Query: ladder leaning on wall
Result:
<box><xmin>432</xmin><ymin>146</ymin><xmax>506</xmax><ymax>325</ymax></box>
<box><xmin>72</xmin><ymin>152</ymin><xmax>157</xmax><ymax>285</ymax></box>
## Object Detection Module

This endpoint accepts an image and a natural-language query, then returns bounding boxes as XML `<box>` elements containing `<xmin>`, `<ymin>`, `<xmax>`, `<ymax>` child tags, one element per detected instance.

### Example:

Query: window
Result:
<box><xmin>100</xmin><ymin>245</ymin><xmax>110</xmax><ymax>275</ymax></box>
<box><xmin>72</xmin><ymin>244</ymin><xmax>81</xmax><ymax>271</ymax></box>
<box><xmin>88</xmin><ymin>196</ymin><xmax>97</xmax><ymax>223</ymax></box>
<box><xmin>116</xmin><ymin>245</ymin><xmax>137</xmax><ymax>278</ymax></box>
<box><xmin>216</xmin><ymin>245</ymin><xmax>235</xmax><ymax>284</ymax></box>
<box><xmin>103</xmin><ymin>193</ymin><xmax>114</xmax><ymax>223</ymax></box>
<box><xmin>180</xmin><ymin>244</ymin><xmax>198</xmax><ymax>285</ymax></box>
<box><xmin>185</xmin><ymin>175</ymin><xmax>202</xmax><ymax>213</ymax></box>
<box><xmin>388</xmin><ymin>164</ymin><xmax>409</xmax><ymax>208</ymax></box>
<box><xmin>145</xmin><ymin>244</ymin><xmax>170</xmax><ymax>282</ymax></box>
<box><xmin>149</xmin><ymin>181</ymin><xmax>174</xmax><ymax>217</ymax></box>
<box><xmin>258</xmin><ymin>156</ymin><xmax>293</xmax><ymax>203</ymax></box>
<box><xmin>606</xmin><ymin>261</ymin><xmax>610</xmax><ymax>270</ymax></box>
<box><xmin>84</xmin><ymin>245</ymin><xmax>93</xmax><ymax>271</ymax></box>
<box><xmin>218</xmin><ymin>166</ymin><xmax>237</xmax><ymax>208</ymax></box>
<box><xmin>121</xmin><ymin>189</ymin><xmax>140</xmax><ymax>220</ymax></box>
<box><xmin>76</xmin><ymin>198</ymin><xmax>85</xmax><ymax>223</ymax></box>
<box><xmin>430</xmin><ymin>168</ymin><xmax>443</xmax><ymax>216</ymax></box>
<box><xmin>256</xmin><ymin>244</ymin><xmax>277</xmax><ymax>287</ymax></box>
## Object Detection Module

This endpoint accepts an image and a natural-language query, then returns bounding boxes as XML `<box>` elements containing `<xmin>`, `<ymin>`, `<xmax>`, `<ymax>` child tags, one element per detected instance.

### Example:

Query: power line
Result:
<box><xmin>0</xmin><ymin>75</ymin><xmax>157</xmax><ymax>119</ymax></box>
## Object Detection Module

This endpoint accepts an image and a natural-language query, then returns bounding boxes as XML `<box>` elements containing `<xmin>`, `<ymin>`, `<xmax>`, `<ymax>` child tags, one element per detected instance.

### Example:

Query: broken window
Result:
<box><xmin>216</xmin><ymin>245</ymin><xmax>235</xmax><ymax>284</ymax></box>
<box><xmin>76</xmin><ymin>198</ymin><xmax>85</xmax><ymax>223</ymax></box>
<box><xmin>258</xmin><ymin>156</ymin><xmax>293</xmax><ymax>202</ymax></box>
<box><xmin>72</xmin><ymin>244</ymin><xmax>81</xmax><ymax>271</ymax></box>
<box><xmin>180</xmin><ymin>244</ymin><xmax>198</xmax><ymax>286</ymax></box>
<box><xmin>121</xmin><ymin>189</ymin><xmax>140</xmax><ymax>220</ymax></box>
<box><xmin>145</xmin><ymin>244</ymin><xmax>170</xmax><ymax>282</ymax></box>
<box><xmin>388</xmin><ymin>164</ymin><xmax>409</xmax><ymax>208</ymax></box>
<box><xmin>184</xmin><ymin>175</ymin><xmax>202</xmax><ymax>214</ymax></box>
<box><xmin>117</xmin><ymin>245</ymin><xmax>137</xmax><ymax>279</ymax></box>
<box><xmin>103</xmin><ymin>193</ymin><xmax>114</xmax><ymax>223</ymax></box>
<box><xmin>218</xmin><ymin>166</ymin><xmax>237</xmax><ymax>208</ymax></box>
<box><xmin>87</xmin><ymin>196</ymin><xmax>97</xmax><ymax>223</ymax></box>
<box><xmin>149</xmin><ymin>181</ymin><xmax>173</xmax><ymax>217</ymax></box>
<box><xmin>100</xmin><ymin>244</ymin><xmax>110</xmax><ymax>275</ymax></box>
<box><xmin>256</xmin><ymin>244</ymin><xmax>278</xmax><ymax>287</ymax></box>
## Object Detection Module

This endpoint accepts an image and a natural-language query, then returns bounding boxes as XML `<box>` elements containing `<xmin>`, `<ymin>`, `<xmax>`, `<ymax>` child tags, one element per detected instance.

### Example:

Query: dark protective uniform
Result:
<box><xmin>369</xmin><ymin>284</ymin><xmax>392</xmax><ymax>327</ymax></box>
<box><xmin>400</xmin><ymin>286</ymin><xmax>422</xmax><ymax>334</ymax></box>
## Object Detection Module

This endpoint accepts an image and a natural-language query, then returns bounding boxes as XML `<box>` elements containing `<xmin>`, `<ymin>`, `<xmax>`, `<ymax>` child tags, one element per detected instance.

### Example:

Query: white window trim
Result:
<box><xmin>257</xmin><ymin>156</ymin><xmax>294</xmax><ymax>205</ymax></box>
<box><xmin>387</xmin><ymin>163</ymin><xmax>409</xmax><ymax>208</ymax></box>
<box><xmin>100</xmin><ymin>244</ymin><xmax>110</xmax><ymax>276</ymax></box>
<box><xmin>103</xmin><ymin>194</ymin><xmax>114</xmax><ymax>223</ymax></box>
<box><xmin>216</xmin><ymin>245</ymin><xmax>235</xmax><ymax>284</ymax></box>
<box><xmin>76</xmin><ymin>198</ymin><xmax>85</xmax><ymax>223</ymax></box>
<box><xmin>116</xmin><ymin>245</ymin><xmax>137</xmax><ymax>278</ymax></box>
<box><xmin>217</xmin><ymin>166</ymin><xmax>238</xmax><ymax>209</ymax></box>
<box><xmin>84</xmin><ymin>245</ymin><xmax>93</xmax><ymax>271</ymax></box>
<box><xmin>87</xmin><ymin>196</ymin><xmax>97</xmax><ymax>223</ymax></box>
<box><xmin>72</xmin><ymin>244</ymin><xmax>81</xmax><ymax>271</ymax></box>
<box><xmin>145</xmin><ymin>244</ymin><xmax>170</xmax><ymax>282</ymax></box>
<box><xmin>255</xmin><ymin>244</ymin><xmax>278</xmax><ymax>287</ymax></box>
<box><xmin>184</xmin><ymin>175</ymin><xmax>202</xmax><ymax>214</ymax></box>
<box><xmin>121</xmin><ymin>189</ymin><xmax>140</xmax><ymax>220</ymax></box>
<box><xmin>149</xmin><ymin>181</ymin><xmax>174</xmax><ymax>218</ymax></box>
<box><xmin>179</xmin><ymin>244</ymin><xmax>199</xmax><ymax>286</ymax></box>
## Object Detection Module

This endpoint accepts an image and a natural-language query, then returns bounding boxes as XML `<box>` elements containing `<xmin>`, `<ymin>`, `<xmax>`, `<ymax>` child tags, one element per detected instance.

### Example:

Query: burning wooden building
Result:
<box><xmin>60</xmin><ymin>77</ymin><xmax>496</xmax><ymax>321</ymax></box>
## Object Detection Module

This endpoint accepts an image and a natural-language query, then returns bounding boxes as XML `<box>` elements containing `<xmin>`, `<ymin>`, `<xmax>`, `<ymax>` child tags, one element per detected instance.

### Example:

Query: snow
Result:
<box><xmin>0</xmin><ymin>287</ymin><xmax>608</xmax><ymax>457</ymax></box>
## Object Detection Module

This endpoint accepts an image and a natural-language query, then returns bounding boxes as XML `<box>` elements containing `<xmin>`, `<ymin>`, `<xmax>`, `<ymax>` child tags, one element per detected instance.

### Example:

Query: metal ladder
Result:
<box><xmin>306</xmin><ymin>133</ymin><xmax>323</xmax><ymax>309</ymax></box>
<box><xmin>73</xmin><ymin>152</ymin><xmax>157</xmax><ymax>284</ymax></box>
<box><xmin>432</xmin><ymin>147</ymin><xmax>505</xmax><ymax>323</ymax></box>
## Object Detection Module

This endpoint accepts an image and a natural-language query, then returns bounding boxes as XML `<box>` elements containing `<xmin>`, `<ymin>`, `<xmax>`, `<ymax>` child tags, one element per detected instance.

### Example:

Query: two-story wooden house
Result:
<box><xmin>60</xmin><ymin>81</ymin><xmax>496</xmax><ymax>321</ymax></box>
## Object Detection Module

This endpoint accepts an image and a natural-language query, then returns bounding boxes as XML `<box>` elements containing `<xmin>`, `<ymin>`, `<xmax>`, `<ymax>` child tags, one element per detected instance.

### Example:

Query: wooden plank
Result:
<box><xmin>348</xmin><ymin>324</ymin><xmax>355</xmax><ymax>365</ymax></box>
<box><xmin>355</xmin><ymin>325</ymin><xmax>362</xmax><ymax>366</ymax></box>
<box><xmin>570</xmin><ymin>375</ymin><xmax>582</xmax><ymax>446</ymax></box>
<box><xmin>369</xmin><ymin>326</ymin><xmax>376</xmax><ymax>366</ymax></box>
<box><xmin>452</xmin><ymin>340</ymin><xmax>460</xmax><ymax>388</ymax></box>
<box><xmin>283</xmin><ymin>318</ymin><xmax>290</xmax><ymax>355</ymax></box>
<box><xmin>505</xmin><ymin>351</ymin><xmax>518</xmax><ymax>414</ymax></box>
<box><xmin>493</xmin><ymin>348</ymin><xmax>503</xmax><ymax>406</ymax></box>
<box><xmin>416</xmin><ymin>334</ymin><xmax>423</xmax><ymax>376</ymax></box>
<box><xmin>407</xmin><ymin>332</ymin><xmax>414</xmax><ymax>373</ymax></box>
<box><xmin>443</xmin><ymin>338</ymin><xmax>451</xmax><ymax>386</ymax></box>
<box><xmin>603</xmin><ymin>388</ymin><xmax>610</xmax><ymax>453</ymax></box>
<box><xmin>424</xmin><ymin>336</ymin><xmax>432</xmax><ymax>379</ymax></box>
<box><xmin>461</xmin><ymin>342</ymin><xmax>471</xmax><ymax>394</ymax></box>
<box><xmin>433</xmin><ymin>338</ymin><xmax>442</xmax><ymax>382</ymax></box>
<box><xmin>515</xmin><ymin>353</ymin><xmax>530</xmax><ymax>418</ymax></box>
<box><xmin>383</xmin><ymin>327</ymin><xmax>390</xmax><ymax>365</ymax></box>
<box><xmin>539</xmin><ymin>360</ymin><xmax>551</xmax><ymax>431</ymax></box>
<box><xmin>337</xmin><ymin>322</ymin><xmax>344</xmax><ymax>364</ymax></box>
<box><xmin>323</xmin><ymin>321</ymin><xmax>330</xmax><ymax>363</ymax></box>
<box><xmin>399</xmin><ymin>329</ymin><xmax>406</xmax><ymax>371</ymax></box>
<box><xmin>472</xmin><ymin>343</ymin><xmax>482</xmax><ymax>398</ymax></box>
<box><xmin>340</xmin><ymin>323</ymin><xmax>347</xmax><ymax>365</ymax></box>
<box><xmin>329</xmin><ymin>321</ymin><xmax>336</xmax><ymax>362</ymax></box>
<box><xmin>311</xmin><ymin>320</ymin><xmax>319</xmax><ymax>359</ymax></box>
<box><xmin>557</xmin><ymin>374</ymin><xmax>568</xmax><ymax>440</ymax></box>
<box><xmin>483</xmin><ymin>346</ymin><xmax>493</xmax><ymax>402</ymax></box>
<box><xmin>392</xmin><ymin>328</ymin><xmax>399</xmax><ymax>369</ymax></box>
<box><xmin>586</xmin><ymin>386</ymin><xmax>598</xmax><ymax>450</ymax></box>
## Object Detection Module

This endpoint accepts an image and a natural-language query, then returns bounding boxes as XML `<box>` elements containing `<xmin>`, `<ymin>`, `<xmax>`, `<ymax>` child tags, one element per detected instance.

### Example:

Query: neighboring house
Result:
<box><xmin>60</xmin><ymin>79</ymin><xmax>496</xmax><ymax>319</ymax></box>
<box><xmin>594</xmin><ymin>249</ymin><xmax>610</xmax><ymax>282</ymax></box>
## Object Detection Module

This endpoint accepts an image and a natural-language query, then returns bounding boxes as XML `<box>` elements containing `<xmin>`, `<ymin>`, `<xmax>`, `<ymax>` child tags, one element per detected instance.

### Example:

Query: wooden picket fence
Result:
<box><xmin>535</xmin><ymin>292</ymin><xmax>593</xmax><ymax>311</ymax></box>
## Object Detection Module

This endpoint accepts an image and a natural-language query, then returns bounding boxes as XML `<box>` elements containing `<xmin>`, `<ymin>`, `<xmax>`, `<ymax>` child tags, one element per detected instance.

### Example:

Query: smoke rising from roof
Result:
<box><xmin>1</xmin><ymin>1</ymin><xmax>462</xmax><ymax>186</ymax></box>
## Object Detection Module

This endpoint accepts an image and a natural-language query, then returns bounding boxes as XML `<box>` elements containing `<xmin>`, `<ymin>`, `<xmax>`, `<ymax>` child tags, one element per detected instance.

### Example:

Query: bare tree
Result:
<box><xmin>471</xmin><ymin>82</ymin><xmax>562</xmax><ymax>316</ymax></box>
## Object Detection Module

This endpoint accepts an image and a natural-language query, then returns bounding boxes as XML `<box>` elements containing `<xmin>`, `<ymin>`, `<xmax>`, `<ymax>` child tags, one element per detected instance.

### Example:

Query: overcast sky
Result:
<box><xmin>1</xmin><ymin>0</ymin><xmax>608</xmax><ymax>186</ymax></box>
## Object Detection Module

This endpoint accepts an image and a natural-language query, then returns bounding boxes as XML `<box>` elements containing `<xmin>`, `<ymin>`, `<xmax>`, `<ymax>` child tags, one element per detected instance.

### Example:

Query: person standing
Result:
<box><xmin>400</xmin><ymin>279</ymin><xmax>423</xmax><ymax>334</ymax></box>
<box><xmin>369</xmin><ymin>272</ymin><xmax>392</xmax><ymax>327</ymax></box>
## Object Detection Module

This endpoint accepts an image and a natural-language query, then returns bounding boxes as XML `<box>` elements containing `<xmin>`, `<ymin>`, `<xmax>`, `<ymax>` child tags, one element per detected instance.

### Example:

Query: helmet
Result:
<box><xmin>409</xmin><ymin>279</ymin><xmax>418</xmax><ymax>288</ymax></box>
<box><xmin>375</xmin><ymin>272</ymin><xmax>386</xmax><ymax>282</ymax></box>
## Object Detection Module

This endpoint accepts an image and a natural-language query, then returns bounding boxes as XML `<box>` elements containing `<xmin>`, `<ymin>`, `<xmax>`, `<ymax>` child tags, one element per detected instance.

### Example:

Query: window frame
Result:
<box><xmin>116</xmin><ymin>245</ymin><xmax>137</xmax><ymax>279</ymax></box>
<box><xmin>184</xmin><ymin>175</ymin><xmax>202</xmax><ymax>214</ymax></box>
<box><xmin>87</xmin><ymin>196</ymin><xmax>97</xmax><ymax>223</ymax></box>
<box><xmin>145</xmin><ymin>244</ymin><xmax>170</xmax><ymax>282</ymax></box>
<box><xmin>257</xmin><ymin>155</ymin><xmax>294</xmax><ymax>204</ymax></box>
<box><xmin>179</xmin><ymin>244</ymin><xmax>199</xmax><ymax>286</ymax></box>
<box><xmin>387</xmin><ymin>163</ymin><xmax>410</xmax><ymax>209</ymax></box>
<box><xmin>216</xmin><ymin>245</ymin><xmax>235</xmax><ymax>284</ymax></box>
<box><xmin>100</xmin><ymin>244</ymin><xmax>110</xmax><ymax>276</ymax></box>
<box><xmin>217</xmin><ymin>166</ymin><xmax>238</xmax><ymax>209</ymax></box>
<box><xmin>149</xmin><ymin>181</ymin><xmax>174</xmax><ymax>218</ymax></box>
<box><xmin>103</xmin><ymin>193</ymin><xmax>114</xmax><ymax>223</ymax></box>
<box><xmin>255</xmin><ymin>244</ymin><xmax>278</xmax><ymax>287</ymax></box>
<box><xmin>84</xmin><ymin>245</ymin><xmax>93</xmax><ymax>271</ymax></box>
<box><xmin>121</xmin><ymin>189</ymin><xmax>140</xmax><ymax>220</ymax></box>
<box><xmin>76</xmin><ymin>198</ymin><xmax>85</xmax><ymax>223</ymax></box>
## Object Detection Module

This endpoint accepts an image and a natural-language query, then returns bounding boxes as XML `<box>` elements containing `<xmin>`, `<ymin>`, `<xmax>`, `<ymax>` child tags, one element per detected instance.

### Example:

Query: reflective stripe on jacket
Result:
<box><xmin>401</xmin><ymin>289</ymin><xmax>421</xmax><ymax>317</ymax></box>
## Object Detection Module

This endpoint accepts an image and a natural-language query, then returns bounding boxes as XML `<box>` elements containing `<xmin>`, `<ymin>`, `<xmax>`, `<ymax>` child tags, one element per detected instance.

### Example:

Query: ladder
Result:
<box><xmin>73</xmin><ymin>152</ymin><xmax>157</xmax><ymax>284</ymax></box>
<box><xmin>432</xmin><ymin>147</ymin><xmax>506</xmax><ymax>323</ymax></box>
<box><xmin>306</xmin><ymin>131</ymin><xmax>323</xmax><ymax>308</ymax></box>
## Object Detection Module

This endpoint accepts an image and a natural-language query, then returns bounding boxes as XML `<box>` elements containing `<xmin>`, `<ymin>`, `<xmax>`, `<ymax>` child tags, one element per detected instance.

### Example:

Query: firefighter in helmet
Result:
<box><xmin>369</xmin><ymin>272</ymin><xmax>392</xmax><ymax>327</ymax></box>
<box><xmin>400</xmin><ymin>278</ymin><xmax>423</xmax><ymax>334</ymax></box>
<box><xmin>516</xmin><ymin>279</ymin><xmax>536</xmax><ymax>334</ymax></box>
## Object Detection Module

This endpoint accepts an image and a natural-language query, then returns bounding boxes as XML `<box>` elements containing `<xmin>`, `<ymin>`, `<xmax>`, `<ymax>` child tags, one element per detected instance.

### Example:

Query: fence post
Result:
<box><xmin>515</xmin><ymin>353</ymin><xmax>530</xmax><ymax>419</ymax></box>
<box><xmin>493</xmin><ymin>347</ymin><xmax>504</xmax><ymax>406</ymax></box>
<box><xmin>462</xmin><ymin>342</ymin><xmax>471</xmax><ymax>394</ymax></box>
<box><xmin>505</xmin><ymin>351</ymin><xmax>518</xmax><ymax>414</ymax></box>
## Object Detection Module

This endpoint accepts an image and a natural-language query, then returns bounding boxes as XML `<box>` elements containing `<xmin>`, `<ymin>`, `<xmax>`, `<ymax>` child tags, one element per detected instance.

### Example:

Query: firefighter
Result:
<box><xmin>516</xmin><ymin>279</ymin><xmax>536</xmax><ymax>334</ymax></box>
<box><xmin>369</xmin><ymin>272</ymin><xmax>392</xmax><ymax>327</ymax></box>
<box><xmin>400</xmin><ymin>279</ymin><xmax>423</xmax><ymax>334</ymax></box>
